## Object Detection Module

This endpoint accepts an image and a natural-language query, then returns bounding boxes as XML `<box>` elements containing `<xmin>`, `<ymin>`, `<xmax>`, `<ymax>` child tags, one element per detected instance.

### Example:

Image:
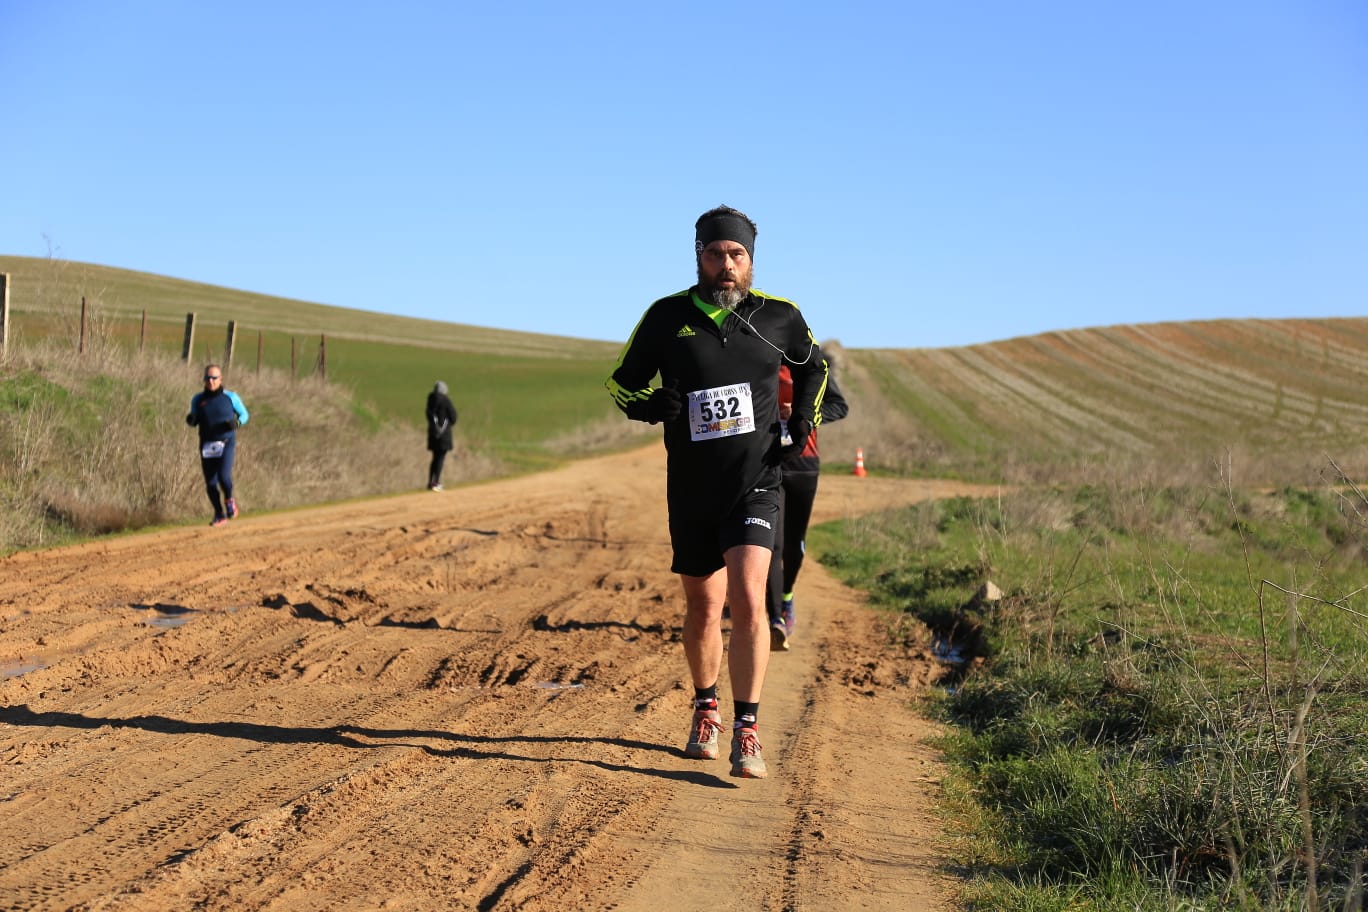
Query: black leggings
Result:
<box><xmin>766</xmin><ymin>470</ymin><xmax>819</xmax><ymax>623</ymax></box>
<box><xmin>428</xmin><ymin>448</ymin><xmax>448</xmax><ymax>485</ymax></box>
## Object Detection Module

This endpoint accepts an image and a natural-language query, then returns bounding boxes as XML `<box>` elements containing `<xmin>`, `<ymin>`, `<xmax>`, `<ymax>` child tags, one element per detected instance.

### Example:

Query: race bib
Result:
<box><xmin>201</xmin><ymin>440</ymin><xmax>226</xmax><ymax>459</ymax></box>
<box><xmin>688</xmin><ymin>382</ymin><xmax>756</xmax><ymax>442</ymax></box>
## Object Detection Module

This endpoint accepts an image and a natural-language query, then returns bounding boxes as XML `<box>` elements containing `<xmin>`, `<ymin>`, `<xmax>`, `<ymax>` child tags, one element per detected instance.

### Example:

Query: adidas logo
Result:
<box><xmin>676</xmin><ymin>325</ymin><xmax>696</xmax><ymax>338</ymax></box>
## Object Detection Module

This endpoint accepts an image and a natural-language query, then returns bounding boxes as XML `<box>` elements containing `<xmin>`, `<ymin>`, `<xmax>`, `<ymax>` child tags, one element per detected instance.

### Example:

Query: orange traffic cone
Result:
<box><xmin>853</xmin><ymin>447</ymin><xmax>867</xmax><ymax>477</ymax></box>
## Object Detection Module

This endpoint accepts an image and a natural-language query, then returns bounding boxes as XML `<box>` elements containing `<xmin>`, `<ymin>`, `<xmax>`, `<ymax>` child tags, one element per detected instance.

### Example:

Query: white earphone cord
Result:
<box><xmin>722</xmin><ymin>298</ymin><xmax>816</xmax><ymax>365</ymax></box>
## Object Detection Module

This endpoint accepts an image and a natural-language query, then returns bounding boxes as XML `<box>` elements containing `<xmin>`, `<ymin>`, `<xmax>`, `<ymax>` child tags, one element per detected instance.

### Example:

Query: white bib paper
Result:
<box><xmin>201</xmin><ymin>440</ymin><xmax>226</xmax><ymax>459</ymax></box>
<box><xmin>688</xmin><ymin>382</ymin><xmax>756</xmax><ymax>442</ymax></box>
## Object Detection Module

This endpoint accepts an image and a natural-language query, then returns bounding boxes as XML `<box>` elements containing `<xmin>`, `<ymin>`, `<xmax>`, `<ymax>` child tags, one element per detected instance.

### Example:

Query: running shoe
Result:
<box><xmin>685</xmin><ymin>707</ymin><xmax>723</xmax><ymax>760</ymax></box>
<box><xmin>429</xmin><ymin>484</ymin><xmax>444</xmax><ymax>492</ymax></box>
<box><xmin>782</xmin><ymin>598</ymin><xmax>795</xmax><ymax>638</ymax></box>
<box><xmin>225</xmin><ymin>497</ymin><xmax>239</xmax><ymax>519</ymax></box>
<box><xmin>729</xmin><ymin>725</ymin><xmax>767</xmax><ymax>778</ymax></box>
<box><xmin>770</xmin><ymin>619</ymin><xmax>790</xmax><ymax>651</ymax></box>
<box><xmin>210</xmin><ymin>516</ymin><xmax>229</xmax><ymax>528</ymax></box>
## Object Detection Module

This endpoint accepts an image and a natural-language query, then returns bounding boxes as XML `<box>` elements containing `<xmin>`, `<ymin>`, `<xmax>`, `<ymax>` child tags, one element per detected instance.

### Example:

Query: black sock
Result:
<box><xmin>693</xmin><ymin>686</ymin><xmax>718</xmax><ymax>711</ymax></box>
<box><xmin>733</xmin><ymin>702</ymin><xmax>758</xmax><ymax>728</ymax></box>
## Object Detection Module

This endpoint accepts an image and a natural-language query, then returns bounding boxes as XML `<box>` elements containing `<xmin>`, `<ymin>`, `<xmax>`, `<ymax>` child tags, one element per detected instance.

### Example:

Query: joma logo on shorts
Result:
<box><xmin>743</xmin><ymin>517</ymin><xmax>772</xmax><ymax>530</ymax></box>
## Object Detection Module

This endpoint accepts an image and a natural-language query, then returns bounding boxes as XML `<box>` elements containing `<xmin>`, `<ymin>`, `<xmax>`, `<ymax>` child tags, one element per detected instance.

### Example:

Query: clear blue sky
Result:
<box><xmin>2</xmin><ymin>1</ymin><xmax>1365</xmax><ymax>349</ymax></box>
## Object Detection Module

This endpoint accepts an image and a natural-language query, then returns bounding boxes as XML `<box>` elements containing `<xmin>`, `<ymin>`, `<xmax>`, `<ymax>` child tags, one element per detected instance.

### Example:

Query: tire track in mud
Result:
<box><xmin>90</xmin><ymin>727</ymin><xmax>673</xmax><ymax>911</ymax></box>
<box><xmin>1</xmin><ymin>688</ymin><xmax>463</xmax><ymax>910</ymax></box>
<box><xmin>80</xmin><ymin>653</ymin><xmax>698</xmax><ymax>911</ymax></box>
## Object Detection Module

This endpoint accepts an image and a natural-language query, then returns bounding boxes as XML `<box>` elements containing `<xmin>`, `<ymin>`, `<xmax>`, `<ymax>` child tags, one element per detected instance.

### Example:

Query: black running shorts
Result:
<box><xmin>667</xmin><ymin>484</ymin><xmax>781</xmax><ymax>577</ymax></box>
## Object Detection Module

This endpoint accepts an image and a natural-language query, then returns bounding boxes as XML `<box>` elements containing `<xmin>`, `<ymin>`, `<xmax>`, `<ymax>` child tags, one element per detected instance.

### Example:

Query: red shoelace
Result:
<box><xmin>733</xmin><ymin>728</ymin><xmax>762</xmax><ymax>755</ymax></box>
<box><xmin>692</xmin><ymin>713</ymin><xmax>724</xmax><ymax>742</ymax></box>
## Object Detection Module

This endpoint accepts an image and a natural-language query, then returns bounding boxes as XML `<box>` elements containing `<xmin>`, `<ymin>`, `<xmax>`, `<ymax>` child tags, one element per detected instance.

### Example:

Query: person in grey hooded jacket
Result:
<box><xmin>425</xmin><ymin>381</ymin><xmax>459</xmax><ymax>491</ymax></box>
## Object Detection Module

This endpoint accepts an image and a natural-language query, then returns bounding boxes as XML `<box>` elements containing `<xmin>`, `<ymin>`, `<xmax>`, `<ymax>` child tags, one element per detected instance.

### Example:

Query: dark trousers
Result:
<box><xmin>200</xmin><ymin>435</ymin><xmax>237</xmax><ymax>517</ymax></box>
<box><xmin>428</xmin><ymin>448</ymin><xmax>448</xmax><ymax>485</ymax></box>
<box><xmin>766</xmin><ymin>470</ymin><xmax>819</xmax><ymax>623</ymax></box>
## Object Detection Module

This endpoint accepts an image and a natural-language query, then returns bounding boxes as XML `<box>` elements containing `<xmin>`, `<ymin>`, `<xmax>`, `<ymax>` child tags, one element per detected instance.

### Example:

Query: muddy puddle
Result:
<box><xmin>0</xmin><ymin>659</ymin><xmax>48</xmax><ymax>679</ymax></box>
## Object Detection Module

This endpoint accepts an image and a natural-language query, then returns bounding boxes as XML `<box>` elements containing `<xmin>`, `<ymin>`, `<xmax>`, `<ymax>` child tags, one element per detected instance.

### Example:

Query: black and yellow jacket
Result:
<box><xmin>607</xmin><ymin>287</ymin><xmax>829</xmax><ymax>515</ymax></box>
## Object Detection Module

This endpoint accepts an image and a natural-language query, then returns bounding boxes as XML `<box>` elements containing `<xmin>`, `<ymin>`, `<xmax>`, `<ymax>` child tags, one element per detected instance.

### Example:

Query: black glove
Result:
<box><xmin>767</xmin><ymin>415</ymin><xmax>812</xmax><ymax>465</ymax></box>
<box><xmin>185</xmin><ymin>413</ymin><xmax>196</xmax><ymax>427</ymax></box>
<box><xmin>213</xmin><ymin>418</ymin><xmax>238</xmax><ymax>434</ymax></box>
<box><xmin>625</xmin><ymin>386</ymin><xmax>683</xmax><ymax>425</ymax></box>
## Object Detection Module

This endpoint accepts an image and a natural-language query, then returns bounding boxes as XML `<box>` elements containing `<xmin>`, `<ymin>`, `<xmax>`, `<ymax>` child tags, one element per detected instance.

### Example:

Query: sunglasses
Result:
<box><xmin>204</xmin><ymin>375</ymin><xmax>221</xmax><ymax>381</ymax></box>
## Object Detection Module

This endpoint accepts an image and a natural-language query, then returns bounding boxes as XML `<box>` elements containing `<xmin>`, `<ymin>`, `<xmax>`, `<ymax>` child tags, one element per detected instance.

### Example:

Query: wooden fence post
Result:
<box><xmin>0</xmin><ymin>273</ymin><xmax>9</xmax><ymax>358</ymax></box>
<box><xmin>139</xmin><ymin>309</ymin><xmax>148</xmax><ymax>353</ymax></box>
<box><xmin>182</xmin><ymin>313</ymin><xmax>196</xmax><ymax>361</ymax></box>
<box><xmin>318</xmin><ymin>334</ymin><xmax>327</xmax><ymax>381</ymax></box>
<box><xmin>256</xmin><ymin>330</ymin><xmax>263</xmax><ymax>375</ymax></box>
<box><xmin>79</xmin><ymin>296</ymin><xmax>88</xmax><ymax>355</ymax></box>
<box><xmin>224</xmin><ymin>320</ymin><xmax>237</xmax><ymax>367</ymax></box>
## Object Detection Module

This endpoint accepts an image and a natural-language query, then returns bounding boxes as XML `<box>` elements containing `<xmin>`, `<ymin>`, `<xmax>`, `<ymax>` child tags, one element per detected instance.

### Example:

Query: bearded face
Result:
<box><xmin>696</xmin><ymin>241</ymin><xmax>754</xmax><ymax>309</ymax></box>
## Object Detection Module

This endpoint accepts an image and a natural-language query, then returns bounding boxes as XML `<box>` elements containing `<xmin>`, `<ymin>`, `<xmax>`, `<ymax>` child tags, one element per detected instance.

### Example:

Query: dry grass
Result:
<box><xmin>0</xmin><ymin>337</ymin><xmax>502</xmax><ymax>552</ymax></box>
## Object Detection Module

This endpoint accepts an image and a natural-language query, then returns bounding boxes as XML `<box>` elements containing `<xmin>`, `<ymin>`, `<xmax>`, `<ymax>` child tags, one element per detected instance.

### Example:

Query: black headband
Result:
<box><xmin>695</xmin><ymin>214</ymin><xmax>755</xmax><ymax>260</ymax></box>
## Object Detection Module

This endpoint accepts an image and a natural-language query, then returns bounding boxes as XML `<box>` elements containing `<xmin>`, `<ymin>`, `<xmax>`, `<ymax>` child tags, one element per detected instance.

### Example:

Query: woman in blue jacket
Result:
<box><xmin>186</xmin><ymin>364</ymin><xmax>249</xmax><ymax>527</ymax></box>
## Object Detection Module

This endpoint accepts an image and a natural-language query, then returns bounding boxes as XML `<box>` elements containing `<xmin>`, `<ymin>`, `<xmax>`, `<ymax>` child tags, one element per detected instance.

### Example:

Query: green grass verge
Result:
<box><xmin>811</xmin><ymin>479</ymin><xmax>1368</xmax><ymax>910</ymax></box>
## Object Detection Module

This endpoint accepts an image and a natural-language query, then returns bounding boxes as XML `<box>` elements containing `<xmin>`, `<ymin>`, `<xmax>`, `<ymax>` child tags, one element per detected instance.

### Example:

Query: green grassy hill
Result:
<box><xmin>0</xmin><ymin>255</ymin><xmax>655</xmax><ymax>551</ymax></box>
<box><xmin>0</xmin><ymin>255</ymin><xmax>631</xmax><ymax>466</ymax></box>
<box><xmin>5</xmin><ymin>253</ymin><xmax>1366</xmax><ymax>487</ymax></box>
<box><xmin>0</xmin><ymin>254</ymin><xmax>617</xmax><ymax>357</ymax></box>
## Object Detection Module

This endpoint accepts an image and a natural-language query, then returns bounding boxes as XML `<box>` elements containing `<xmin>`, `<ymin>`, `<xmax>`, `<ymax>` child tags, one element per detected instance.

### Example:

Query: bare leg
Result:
<box><xmin>680</xmin><ymin>570</ymin><xmax>727</xmax><ymax>690</ymax></box>
<box><xmin>722</xmin><ymin>544</ymin><xmax>771</xmax><ymax>702</ymax></box>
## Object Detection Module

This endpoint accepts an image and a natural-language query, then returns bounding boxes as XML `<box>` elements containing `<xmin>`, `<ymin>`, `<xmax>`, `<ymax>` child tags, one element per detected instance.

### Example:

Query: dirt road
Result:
<box><xmin>0</xmin><ymin>446</ymin><xmax>996</xmax><ymax>911</ymax></box>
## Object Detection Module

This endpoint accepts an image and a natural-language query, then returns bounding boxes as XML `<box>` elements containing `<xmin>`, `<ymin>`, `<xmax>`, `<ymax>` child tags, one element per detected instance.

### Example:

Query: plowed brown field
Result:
<box><xmin>1</xmin><ymin>445</ymin><xmax>998</xmax><ymax>911</ymax></box>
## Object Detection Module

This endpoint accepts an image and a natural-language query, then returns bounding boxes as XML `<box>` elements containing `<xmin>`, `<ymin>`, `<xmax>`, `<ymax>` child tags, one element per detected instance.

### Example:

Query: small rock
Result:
<box><xmin>975</xmin><ymin>581</ymin><xmax>1002</xmax><ymax>603</ymax></box>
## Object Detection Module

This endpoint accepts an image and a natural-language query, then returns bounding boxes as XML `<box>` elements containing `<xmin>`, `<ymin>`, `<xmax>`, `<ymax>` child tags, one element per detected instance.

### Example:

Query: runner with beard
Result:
<box><xmin>606</xmin><ymin>205</ymin><xmax>830</xmax><ymax>779</ymax></box>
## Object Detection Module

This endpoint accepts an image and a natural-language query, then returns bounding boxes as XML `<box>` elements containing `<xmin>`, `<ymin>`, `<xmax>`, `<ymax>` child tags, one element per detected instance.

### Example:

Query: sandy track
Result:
<box><xmin>0</xmin><ymin>446</ymin><xmax>995</xmax><ymax>911</ymax></box>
